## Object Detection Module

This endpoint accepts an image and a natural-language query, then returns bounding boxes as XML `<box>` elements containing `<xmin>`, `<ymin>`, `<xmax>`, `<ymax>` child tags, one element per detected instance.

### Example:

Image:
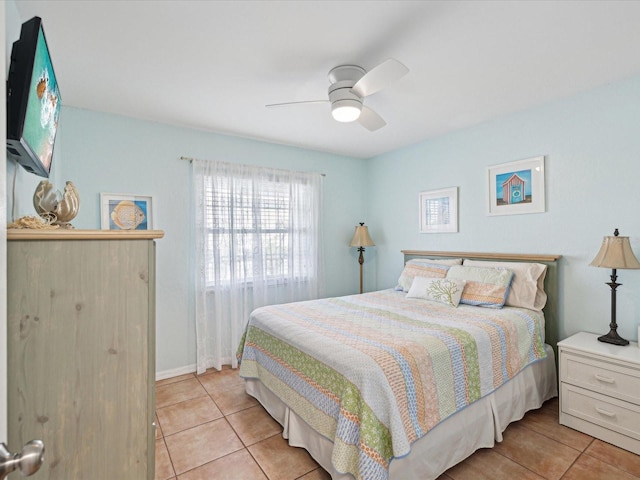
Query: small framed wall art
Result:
<box><xmin>419</xmin><ymin>187</ymin><xmax>458</xmax><ymax>233</ymax></box>
<box><xmin>100</xmin><ymin>193</ymin><xmax>154</xmax><ymax>230</ymax></box>
<box><xmin>487</xmin><ymin>156</ymin><xmax>545</xmax><ymax>216</ymax></box>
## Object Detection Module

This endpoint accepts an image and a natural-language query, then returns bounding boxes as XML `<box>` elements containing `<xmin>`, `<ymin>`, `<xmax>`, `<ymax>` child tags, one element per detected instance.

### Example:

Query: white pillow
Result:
<box><xmin>462</xmin><ymin>259</ymin><xmax>547</xmax><ymax>311</ymax></box>
<box><xmin>406</xmin><ymin>276</ymin><xmax>466</xmax><ymax>307</ymax></box>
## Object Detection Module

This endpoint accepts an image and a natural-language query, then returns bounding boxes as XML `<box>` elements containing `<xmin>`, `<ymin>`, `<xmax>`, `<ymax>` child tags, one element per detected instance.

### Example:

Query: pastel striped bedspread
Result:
<box><xmin>237</xmin><ymin>289</ymin><xmax>547</xmax><ymax>480</ymax></box>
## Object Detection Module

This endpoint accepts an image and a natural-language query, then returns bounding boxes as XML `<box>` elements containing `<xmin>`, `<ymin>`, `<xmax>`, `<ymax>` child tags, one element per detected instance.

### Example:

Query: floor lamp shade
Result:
<box><xmin>350</xmin><ymin>223</ymin><xmax>375</xmax><ymax>294</ymax></box>
<box><xmin>589</xmin><ymin>229</ymin><xmax>640</xmax><ymax>345</ymax></box>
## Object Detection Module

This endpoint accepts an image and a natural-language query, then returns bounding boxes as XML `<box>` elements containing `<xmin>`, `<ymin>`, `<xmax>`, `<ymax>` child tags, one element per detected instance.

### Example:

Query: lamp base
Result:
<box><xmin>598</xmin><ymin>329</ymin><xmax>630</xmax><ymax>346</ymax></box>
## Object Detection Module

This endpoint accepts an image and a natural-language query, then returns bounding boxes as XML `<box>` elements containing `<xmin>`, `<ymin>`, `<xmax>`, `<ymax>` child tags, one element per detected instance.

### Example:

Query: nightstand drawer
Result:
<box><xmin>561</xmin><ymin>383</ymin><xmax>640</xmax><ymax>441</ymax></box>
<box><xmin>560</xmin><ymin>349</ymin><xmax>640</xmax><ymax>405</ymax></box>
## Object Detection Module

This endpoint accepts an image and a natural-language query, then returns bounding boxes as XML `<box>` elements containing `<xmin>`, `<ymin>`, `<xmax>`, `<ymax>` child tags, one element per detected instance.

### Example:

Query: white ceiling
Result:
<box><xmin>12</xmin><ymin>0</ymin><xmax>640</xmax><ymax>159</ymax></box>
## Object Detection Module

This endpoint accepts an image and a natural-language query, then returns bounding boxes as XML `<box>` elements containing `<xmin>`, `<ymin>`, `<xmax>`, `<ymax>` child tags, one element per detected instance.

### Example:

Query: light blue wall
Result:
<box><xmin>55</xmin><ymin>108</ymin><xmax>368</xmax><ymax>374</ymax></box>
<box><xmin>368</xmin><ymin>73</ymin><xmax>640</xmax><ymax>342</ymax></box>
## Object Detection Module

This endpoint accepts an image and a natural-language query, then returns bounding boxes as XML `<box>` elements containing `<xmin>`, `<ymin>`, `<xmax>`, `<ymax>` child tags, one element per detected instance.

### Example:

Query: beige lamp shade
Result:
<box><xmin>590</xmin><ymin>232</ymin><xmax>640</xmax><ymax>269</ymax></box>
<box><xmin>350</xmin><ymin>224</ymin><xmax>375</xmax><ymax>247</ymax></box>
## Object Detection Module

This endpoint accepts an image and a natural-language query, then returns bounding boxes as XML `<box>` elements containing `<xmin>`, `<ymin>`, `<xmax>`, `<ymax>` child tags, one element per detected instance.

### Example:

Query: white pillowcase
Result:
<box><xmin>408</xmin><ymin>258</ymin><xmax>463</xmax><ymax>266</ymax></box>
<box><xmin>406</xmin><ymin>277</ymin><xmax>466</xmax><ymax>307</ymax></box>
<box><xmin>462</xmin><ymin>259</ymin><xmax>548</xmax><ymax>311</ymax></box>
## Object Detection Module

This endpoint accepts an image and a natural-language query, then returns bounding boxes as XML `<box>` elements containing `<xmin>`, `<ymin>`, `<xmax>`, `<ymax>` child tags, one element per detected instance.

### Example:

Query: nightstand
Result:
<box><xmin>558</xmin><ymin>331</ymin><xmax>640</xmax><ymax>455</ymax></box>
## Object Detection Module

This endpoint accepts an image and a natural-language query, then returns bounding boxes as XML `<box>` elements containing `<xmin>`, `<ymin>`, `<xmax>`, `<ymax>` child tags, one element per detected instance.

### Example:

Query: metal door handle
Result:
<box><xmin>0</xmin><ymin>440</ymin><xmax>45</xmax><ymax>479</ymax></box>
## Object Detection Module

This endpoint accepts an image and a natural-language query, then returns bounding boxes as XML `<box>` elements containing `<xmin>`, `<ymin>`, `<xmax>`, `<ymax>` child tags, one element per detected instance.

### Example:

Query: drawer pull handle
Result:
<box><xmin>595</xmin><ymin>406</ymin><xmax>616</xmax><ymax>418</ymax></box>
<box><xmin>594</xmin><ymin>374</ymin><xmax>615</xmax><ymax>384</ymax></box>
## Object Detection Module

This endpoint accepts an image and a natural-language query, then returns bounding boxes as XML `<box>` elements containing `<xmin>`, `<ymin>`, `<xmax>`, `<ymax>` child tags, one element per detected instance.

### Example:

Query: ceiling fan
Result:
<box><xmin>266</xmin><ymin>58</ymin><xmax>409</xmax><ymax>131</ymax></box>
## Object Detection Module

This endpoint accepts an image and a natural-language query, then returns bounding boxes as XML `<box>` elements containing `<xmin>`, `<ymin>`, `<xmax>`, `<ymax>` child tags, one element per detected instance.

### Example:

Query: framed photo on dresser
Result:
<box><xmin>100</xmin><ymin>193</ymin><xmax>154</xmax><ymax>230</ymax></box>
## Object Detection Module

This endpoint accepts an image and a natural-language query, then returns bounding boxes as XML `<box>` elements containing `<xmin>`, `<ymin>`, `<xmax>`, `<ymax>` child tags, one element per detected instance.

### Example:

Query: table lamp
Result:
<box><xmin>589</xmin><ymin>228</ymin><xmax>640</xmax><ymax>345</ymax></box>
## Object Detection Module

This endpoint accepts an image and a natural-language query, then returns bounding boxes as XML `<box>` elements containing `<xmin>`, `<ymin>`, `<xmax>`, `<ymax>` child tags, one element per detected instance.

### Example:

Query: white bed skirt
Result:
<box><xmin>245</xmin><ymin>344</ymin><xmax>557</xmax><ymax>480</ymax></box>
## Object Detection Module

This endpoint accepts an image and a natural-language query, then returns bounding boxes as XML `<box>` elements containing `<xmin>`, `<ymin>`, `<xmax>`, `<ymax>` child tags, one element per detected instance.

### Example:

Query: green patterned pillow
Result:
<box><xmin>406</xmin><ymin>277</ymin><xmax>466</xmax><ymax>307</ymax></box>
<box><xmin>446</xmin><ymin>265</ymin><xmax>514</xmax><ymax>308</ymax></box>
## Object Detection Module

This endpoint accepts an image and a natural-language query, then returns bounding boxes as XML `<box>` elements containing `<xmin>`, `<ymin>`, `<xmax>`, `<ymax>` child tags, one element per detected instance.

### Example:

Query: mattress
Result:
<box><xmin>238</xmin><ymin>288</ymin><xmax>555</xmax><ymax>480</ymax></box>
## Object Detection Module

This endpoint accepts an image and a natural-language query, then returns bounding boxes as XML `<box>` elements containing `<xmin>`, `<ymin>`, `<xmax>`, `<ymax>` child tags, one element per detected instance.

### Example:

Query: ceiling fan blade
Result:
<box><xmin>266</xmin><ymin>100</ymin><xmax>328</xmax><ymax>108</ymax></box>
<box><xmin>352</xmin><ymin>58</ymin><xmax>409</xmax><ymax>97</ymax></box>
<box><xmin>358</xmin><ymin>106</ymin><xmax>386</xmax><ymax>131</ymax></box>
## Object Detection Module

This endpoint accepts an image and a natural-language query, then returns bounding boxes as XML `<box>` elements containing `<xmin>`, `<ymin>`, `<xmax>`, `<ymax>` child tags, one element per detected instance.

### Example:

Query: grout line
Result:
<box><xmin>160</xmin><ymin>435</ymin><xmax>177</xmax><ymax>480</ymax></box>
<box><xmin>580</xmin><ymin>440</ymin><xmax>640</xmax><ymax>480</ymax></box>
<box><xmin>491</xmin><ymin>441</ymin><xmax>557</xmax><ymax>480</ymax></box>
<box><xmin>558</xmin><ymin>453</ymin><xmax>581</xmax><ymax>479</ymax></box>
<box><xmin>517</xmin><ymin>399</ymin><xmax>590</xmax><ymax>453</ymax></box>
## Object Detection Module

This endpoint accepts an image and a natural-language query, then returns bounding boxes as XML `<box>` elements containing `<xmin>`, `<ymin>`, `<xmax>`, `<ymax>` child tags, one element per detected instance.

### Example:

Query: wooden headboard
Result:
<box><xmin>401</xmin><ymin>250</ymin><xmax>562</xmax><ymax>356</ymax></box>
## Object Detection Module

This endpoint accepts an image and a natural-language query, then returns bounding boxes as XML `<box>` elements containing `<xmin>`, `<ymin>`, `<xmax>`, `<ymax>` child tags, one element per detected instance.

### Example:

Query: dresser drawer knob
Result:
<box><xmin>595</xmin><ymin>406</ymin><xmax>616</xmax><ymax>418</ymax></box>
<box><xmin>594</xmin><ymin>374</ymin><xmax>615</xmax><ymax>384</ymax></box>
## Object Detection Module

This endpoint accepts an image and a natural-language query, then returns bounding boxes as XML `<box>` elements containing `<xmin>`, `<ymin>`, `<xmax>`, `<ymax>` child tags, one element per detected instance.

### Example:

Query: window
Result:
<box><xmin>200</xmin><ymin>164</ymin><xmax>321</xmax><ymax>286</ymax></box>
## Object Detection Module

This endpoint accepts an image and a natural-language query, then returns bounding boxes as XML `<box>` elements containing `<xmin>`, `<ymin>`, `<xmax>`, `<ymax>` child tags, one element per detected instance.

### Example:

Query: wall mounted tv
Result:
<box><xmin>6</xmin><ymin>16</ymin><xmax>61</xmax><ymax>178</ymax></box>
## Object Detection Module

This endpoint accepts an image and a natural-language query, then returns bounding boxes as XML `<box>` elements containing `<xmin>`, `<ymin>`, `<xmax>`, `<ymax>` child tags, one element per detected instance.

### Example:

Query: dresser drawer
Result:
<box><xmin>560</xmin><ymin>349</ymin><xmax>640</xmax><ymax>405</ymax></box>
<box><xmin>561</xmin><ymin>383</ymin><xmax>640</xmax><ymax>441</ymax></box>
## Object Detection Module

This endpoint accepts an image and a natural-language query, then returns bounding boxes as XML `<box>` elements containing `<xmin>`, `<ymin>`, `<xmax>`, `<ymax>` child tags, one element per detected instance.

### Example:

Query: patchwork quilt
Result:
<box><xmin>237</xmin><ymin>289</ymin><xmax>546</xmax><ymax>480</ymax></box>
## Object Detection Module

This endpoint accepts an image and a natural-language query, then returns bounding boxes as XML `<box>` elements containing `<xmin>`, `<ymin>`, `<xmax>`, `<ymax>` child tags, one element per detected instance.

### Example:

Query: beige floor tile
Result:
<box><xmin>248</xmin><ymin>434</ymin><xmax>319</xmax><ymax>480</ymax></box>
<box><xmin>157</xmin><ymin>396</ymin><xmax>223</xmax><ymax>436</ymax></box>
<box><xmin>517</xmin><ymin>399</ymin><xmax>593</xmax><ymax>451</ymax></box>
<box><xmin>198</xmin><ymin>367</ymin><xmax>245</xmax><ymax>393</ymax></box>
<box><xmin>444</xmin><ymin>448</ymin><xmax>544</xmax><ymax>480</ymax></box>
<box><xmin>208</xmin><ymin>381</ymin><xmax>259</xmax><ymax>415</ymax></box>
<box><xmin>155</xmin><ymin>438</ymin><xmax>176</xmax><ymax>480</ymax></box>
<box><xmin>226</xmin><ymin>404</ymin><xmax>282</xmax><ymax>446</ymax></box>
<box><xmin>585</xmin><ymin>440</ymin><xmax>640</xmax><ymax>477</ymax></box>
<box><xmin>561</xmin><ymin>452</ymin><xmax>640</xmax><ymax>480</ymax></box>
<box><xmin>177</xmin><ymin>449</ymin><xmax>268</xmax><ymax>480</ymax></box>
<box><xmin>156</xmin><ymin>373</ymin><xmax>196</xmax><ymax>387</ymax></box>
<box><xmin>296</xmin><ymin>468</ymin><xmax>332</xmax><ymax>480</ymax></box>
<box><xmin>493</xmin><ymin>422</ymin><xmax>580</xmax><ymax>480</ymax></box>
<box><xmin>156</xmin><ymin>378</ymin><xmax>208</xmax><ymax>409</ymax></box>
<box><xmin>164</xmin><ymin>419</ymin><xmax>244</xmax><ymax>475</ymax></box>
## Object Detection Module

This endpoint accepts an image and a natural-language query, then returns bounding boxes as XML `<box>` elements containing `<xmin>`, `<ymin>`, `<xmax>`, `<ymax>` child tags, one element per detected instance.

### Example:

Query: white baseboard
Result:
<box><xmin>155</xmin><ymin>364</ymin><xmax>196</xmax><ymax>381</ymax></box>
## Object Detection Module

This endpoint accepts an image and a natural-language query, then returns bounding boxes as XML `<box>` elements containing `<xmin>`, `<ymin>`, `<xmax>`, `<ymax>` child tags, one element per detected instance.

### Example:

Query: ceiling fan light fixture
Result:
<box><xmin>331</xmin><ymin>99</ymin><xmax>361</xmax><ymax>122</ymax></box>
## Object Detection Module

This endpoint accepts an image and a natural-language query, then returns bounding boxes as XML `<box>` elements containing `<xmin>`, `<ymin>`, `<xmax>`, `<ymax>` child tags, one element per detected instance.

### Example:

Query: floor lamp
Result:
<box><xmin>589</xmin><ymin>228</ymin><xmax>640</xmax><ymax>345</ymax></box>
<box><xmin>349</xmin><ymin>223</ymin><xmax>375</xmax><ymax>294</ymax></box>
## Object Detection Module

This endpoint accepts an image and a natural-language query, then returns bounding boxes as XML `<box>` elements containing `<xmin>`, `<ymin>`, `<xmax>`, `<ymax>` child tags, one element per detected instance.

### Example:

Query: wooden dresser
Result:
<box><xmin>7</xmin><ymin>229</ymin><xmax>163</xmax><ymax>479</ymax></box>
<box><xmin>559</xmin><ymin>331</ymin><xmax>640</xmax><ymax>455</ymax></box>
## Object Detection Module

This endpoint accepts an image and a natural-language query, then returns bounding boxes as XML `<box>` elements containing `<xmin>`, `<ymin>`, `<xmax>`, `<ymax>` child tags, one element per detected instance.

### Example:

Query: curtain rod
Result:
<box><xmin>180</xmin><ymin>156</ymin><xmax>325</xmax><ymax>176</ymax></box>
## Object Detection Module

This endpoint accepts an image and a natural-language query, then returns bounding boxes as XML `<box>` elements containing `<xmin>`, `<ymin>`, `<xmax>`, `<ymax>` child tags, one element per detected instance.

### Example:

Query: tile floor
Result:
<box><xmin>155</xmin><ymin>368</ymin><xmax>640</xmax><ymax>480</ymax></box>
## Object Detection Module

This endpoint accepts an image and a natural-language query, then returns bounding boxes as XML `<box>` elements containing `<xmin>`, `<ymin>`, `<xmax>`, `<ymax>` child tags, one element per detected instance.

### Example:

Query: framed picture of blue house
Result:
<box><xmin>487</xmin><ymin>156</ymin><xmax>545</xmax><ymax>216</ymax></box>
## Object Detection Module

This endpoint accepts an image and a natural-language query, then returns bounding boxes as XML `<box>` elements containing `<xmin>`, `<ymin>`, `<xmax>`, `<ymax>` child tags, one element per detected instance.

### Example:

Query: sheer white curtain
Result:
<box><xmin>193</xmin><ymin>159</ymin><xmax>324</xmax><ymax>373</ymax></box>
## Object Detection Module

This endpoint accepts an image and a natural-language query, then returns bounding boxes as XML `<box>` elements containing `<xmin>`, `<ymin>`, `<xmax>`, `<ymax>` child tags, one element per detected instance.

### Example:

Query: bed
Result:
<box><xmin>237</xmin><ymin>250</ymin><xmax>561</xmax><ymax>480</ymax></box>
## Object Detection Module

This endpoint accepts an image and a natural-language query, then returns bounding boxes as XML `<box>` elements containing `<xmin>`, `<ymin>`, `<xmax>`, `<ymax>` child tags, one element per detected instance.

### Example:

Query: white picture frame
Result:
<box><xmin>100</xmin><ymin>193</ymin><xmax>154</xmax><ymax>230</ymax></box>
<box><xmin>419</xmin><ymin>187</ymin><xmax>458</xmax><ymax>233</ymax></box>
<box><xmin>487</xmin><ymin>156</ymin><xmax>545</xmax><ymax>216</ymax></box>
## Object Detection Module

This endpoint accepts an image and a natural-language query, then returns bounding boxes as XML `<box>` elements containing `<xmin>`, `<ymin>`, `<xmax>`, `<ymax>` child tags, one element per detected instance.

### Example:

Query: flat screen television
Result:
<box><xmin>6</xmin><ymin>16</ymin><xmax>61</xmax><ymax>178</ymax></box>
